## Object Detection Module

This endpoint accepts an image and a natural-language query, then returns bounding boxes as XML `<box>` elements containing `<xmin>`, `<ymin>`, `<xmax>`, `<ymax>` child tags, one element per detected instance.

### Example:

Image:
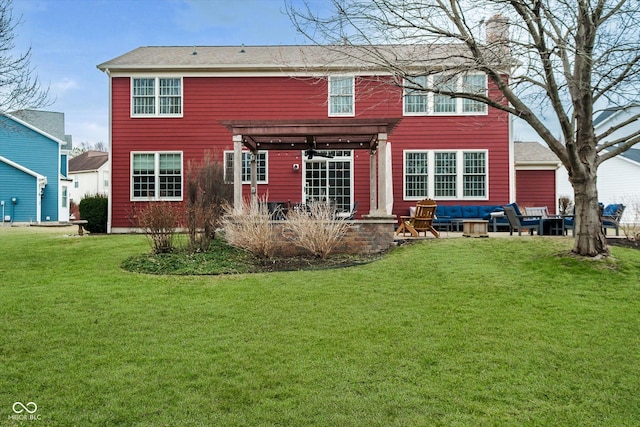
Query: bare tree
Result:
<box><xmin>0</xmin><ymin>0</ymin><xmax>49</xmax><ymax>114</ymax></box>
<box><xmin>70</xmin><ymin>141</ymin><xmax>107</xmax><ymax>157</ymax></box>
<box><xmin>287</xmin><ymin>0</ymin><xmax>640</xmax><ymax>257</ymax></box>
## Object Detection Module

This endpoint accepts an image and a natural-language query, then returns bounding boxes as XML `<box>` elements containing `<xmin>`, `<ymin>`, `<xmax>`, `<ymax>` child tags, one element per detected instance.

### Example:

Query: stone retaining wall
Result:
<box><xmin>271</xmin><ymin>217</ymin><xmax>396</xmax><ymax>257</ymax></box>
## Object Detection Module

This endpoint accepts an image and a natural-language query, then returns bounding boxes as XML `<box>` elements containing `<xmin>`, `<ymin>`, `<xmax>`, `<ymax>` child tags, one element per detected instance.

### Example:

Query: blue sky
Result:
<box><xmin>12</xmin><ymin>0</ymin><xmax>540</xmax><ymax>146</ymax></box>
<box><xmin>12</xmin><ymin>0</ymin><xmax>312</xmax><ymax>145</ymax></box>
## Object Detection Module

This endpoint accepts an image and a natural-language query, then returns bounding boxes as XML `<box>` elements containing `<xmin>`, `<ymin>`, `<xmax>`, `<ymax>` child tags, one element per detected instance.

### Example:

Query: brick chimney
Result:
<box><xmin>486</xmin><ymin>14</ymin><xmax>509</xmax><ymax>44</ymax></box>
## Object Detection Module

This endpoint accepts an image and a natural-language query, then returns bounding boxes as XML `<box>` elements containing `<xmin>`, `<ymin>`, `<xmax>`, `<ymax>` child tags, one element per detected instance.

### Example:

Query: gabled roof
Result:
<box><xmin>514</xmin><ymin>141</ymin><xmax>560</xmax><ymax>167</ymax></box>
<box><xmin>69</xmin><ymin>150</ymin><xmax>108</xmax><ymax>173</ymax></box>
<box><xmin>0</xmin><ymin>155</ymin><xmax>48</xmax><ymax>185</ymax></box>
<box><xmin>9</xmin><ymin>110</ymin><xmax>71</xmax><ymax>146</ymax></box>
<box><xmin>593</xmin><ymin>103</ymin><xmax>640</xmax><ymax>127</ymax></box>
<box><xmin>3</xmin><ymin>113</ymin><xmax>67</xmax><ymax>146</ymax></box>
<box><xmin>97</xmin><ymin>44</ymin><xmax>501</xmax><ymax>74</ymax></box>
<box><xmin>610</xmin><ymin>147</ymin><xmax>640</xmax><ymax>166</ymax></box>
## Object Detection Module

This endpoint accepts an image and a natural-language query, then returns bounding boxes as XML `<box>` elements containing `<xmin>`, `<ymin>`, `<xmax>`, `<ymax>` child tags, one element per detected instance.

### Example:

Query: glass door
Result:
<box><xmin>304</xmin><ymin>151</ymin><xmax>353</xmax><ymax>213</ymax></box>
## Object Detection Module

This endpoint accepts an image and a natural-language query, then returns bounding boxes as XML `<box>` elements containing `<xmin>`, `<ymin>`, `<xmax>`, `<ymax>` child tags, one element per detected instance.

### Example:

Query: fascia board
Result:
<box><xmin>4</xmin><ymin>114</ymin><xmax>67</xmax><ymax>146</ymax></box>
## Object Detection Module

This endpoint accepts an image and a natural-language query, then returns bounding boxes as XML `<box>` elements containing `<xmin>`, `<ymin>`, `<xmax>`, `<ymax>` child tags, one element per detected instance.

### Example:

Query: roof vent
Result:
<box><xmin>240</xmin><ymin>44</ymin><xmax>245</xmax><ymax>53</ymax></box>
<box><xmin>192</xmin><ymin>46</ymin><xmax>198</xmax><ymax>55</ymax></box>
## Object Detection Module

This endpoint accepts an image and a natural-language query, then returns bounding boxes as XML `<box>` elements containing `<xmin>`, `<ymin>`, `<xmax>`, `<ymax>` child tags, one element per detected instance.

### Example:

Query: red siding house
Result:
<box><xmin>97</xmin><ymin>45</ymin><xmax>514</xmax><ymax>233</ymax></box>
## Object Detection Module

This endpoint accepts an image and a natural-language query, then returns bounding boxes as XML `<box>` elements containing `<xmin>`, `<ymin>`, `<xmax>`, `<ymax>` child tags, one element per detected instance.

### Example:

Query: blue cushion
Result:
<box><xmin>435</xmin><ymin>205</ymin><xmax>447</xmax><ymax>218</ymax></box>
<box><xmin>461</xmin><ymin>205</ymin><xmax>480</xmax><ymax>218</ymax></box>
<box><xmin>521</xmin><ymin>219</ymin><xmax>540</xmax><ymax>227</ymax></box>
<box><xmin>603</xmin><ymin>204</ymin><xmax>622</xmax><ymax>217</ymax></box>
<box><xmin>447</xmin><ymin>205</ymin><xmax>462</xmax><ymax>218</ymax></box>
<box><xmin>478</xmin><ymin>205</ymin><xmax>498</xmax><ymax>219</ymax></box>
<box><xmin>505</xmin><ymin>202</ymin><xmax>522</xmax><ymax>216</ymax></box>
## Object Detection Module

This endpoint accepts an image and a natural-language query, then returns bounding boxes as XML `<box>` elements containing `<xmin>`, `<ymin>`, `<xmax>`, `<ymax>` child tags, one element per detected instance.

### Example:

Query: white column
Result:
<box><xmin>233</xmin><ymin>135</ymin><xmax>243</xmax><ymax>213</ymax></box>
<box><xmin>369</xmin><ymin>150</ymin><xmax>377</xmax><ymax>215</ymax></box>
<box><xmin>376</xmin><ymin>133</ymin><xmax>388</xmax><ymax>216</ymax></box>
<box><xmin>250</xmin><ymin>151</ymin><xmax>258</xmax><ymax>206</ymax></box>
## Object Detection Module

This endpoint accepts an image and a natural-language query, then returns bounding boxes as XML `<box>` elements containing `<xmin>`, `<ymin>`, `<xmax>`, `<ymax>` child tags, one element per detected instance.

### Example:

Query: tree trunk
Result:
<box><xmin>570</xmin><ymin>171</ymin><xmax>609</xmax><ymax>257</ymax></box>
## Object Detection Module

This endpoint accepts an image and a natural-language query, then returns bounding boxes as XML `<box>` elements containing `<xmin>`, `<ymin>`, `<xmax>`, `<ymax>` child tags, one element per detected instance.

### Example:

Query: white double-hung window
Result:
<box><xmin>223</xmin><ymin>151</ymin><xmax>268</xmax><ymax>184</ymax></box>
<box><xmin>328</xmin><ymin>76</ymin><xmax>354</xmax><ymax>116</ymax></box>
<box><xmin>404</xmin><ymin>76</ymin><xmax>429</xmax><ymax>114</ymax></box>
<box><xmin>403</xmin><ymin>73</ymin><xmax>487</xmax><ymax>115</ymax></box>
<box><xmin>131</xmin><ymin>152</ymin><xmax>183</xmax><ymax>200</ymax></box>
<box><xmin>403</xmin><ymin>150</ymin><xmax>488</xmax><ymax>200</ymax></box>
<box><xmin>132</xmin><ymin>77</ymin><xmax>183</xmax><ymax>117</ymax></box>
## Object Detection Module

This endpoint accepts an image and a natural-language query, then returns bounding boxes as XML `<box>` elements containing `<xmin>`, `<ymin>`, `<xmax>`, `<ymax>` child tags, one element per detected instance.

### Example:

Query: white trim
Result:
<box><xmin>402</xmin><ymin>73</ymin><xmax>488</xmax><ymax>116</ymax></box>
<box><xmin>402</xmin><ymin>149</ymin><xmax>489</xmax><ymax>201</ymax></box>
<box><xmin>130</xmin><ymin>76</ymin><xmax>184</xmax><ymax>118</ymax></box>
<box><xmin>130</xmin><ymin>151</ymin><xmax>184</xmax><ymax>201</ymax></box>
<box><xmin>106</xmin><ymin>68</ymin><xmax>113</xmax><ymax>233</ymax></box>
<box><xmin>223</xmin><ymin>150</ymin><xmax>269</xmax><ymax>184</ymax></box>
<box><xmin>0</xmin><ymin>155</ymin><xmax>47</xmax><ymax>179</ymax></box>
<box><xmin>0</xmin><ymin>155</ymin><xmax>47</xmax><ymax>223</ymax></box>
<box><xmin>328</xmin><ymin>75</ymin><xmax>355</xmax><ymax>117</ymax></box>
<box><xmin>301</xmin><ymin>150</ymin><xmax>354</xmax><ymax>211</ymax></box>
<box><xmin>108</xmin><ymin>69</ymin><xmax>397</xmax><ymax>79</ymax></box>
<box><xmin>515</xmin><ymin>162</ymin><xmax>561</xmax><ymax>170</ymax></box>
<box><xmin>3</xmin><ymin>114</ymin><xmax>67</xmax><ymax>145</ymax></box>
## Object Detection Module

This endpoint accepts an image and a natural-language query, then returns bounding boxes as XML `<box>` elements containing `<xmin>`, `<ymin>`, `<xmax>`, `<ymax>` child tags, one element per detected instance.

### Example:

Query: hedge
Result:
<box><xmin>79</xmin><ymin>195</ymin><xmax>108</xmax><ymax>233</ymax></box>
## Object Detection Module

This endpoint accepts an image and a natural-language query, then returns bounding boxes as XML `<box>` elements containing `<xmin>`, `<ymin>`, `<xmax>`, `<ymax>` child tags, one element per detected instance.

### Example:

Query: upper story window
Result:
<box><xmin>404</xmin><ymin>76</ymin><xmax>428</xmax><ymax>114</ymax></box>
<box><xmin>224</xmin><ymin>151</ymin><xmax>268</xmax><ymax>184</ymax></box>
<box><xmin>403</xmin><ymin>149</ymin><xmax>487</xmax><ymax>200</ymax></box>
<box><xmin>328</xmin><ymin>76</ymin><xmax>354</xmax><ymax>116</ymax></box>
<box><xmin>461</xmin><ymin>75</ymin><xmax>486</xmax><ymax>113</ymax></box>
<box><xmin>403</xmin><ymin>73</ymin><xmax>487</xmax><ymax>116</ymax></box>
<box><xmin>131</xmin><ymin>152</ymin><xmax>182</xmax><ymax>201</ymax></box>
<box><xmin>132</xmin><ymin>77</ymin><xmax>183</xmax><ymax>117</ymax></box>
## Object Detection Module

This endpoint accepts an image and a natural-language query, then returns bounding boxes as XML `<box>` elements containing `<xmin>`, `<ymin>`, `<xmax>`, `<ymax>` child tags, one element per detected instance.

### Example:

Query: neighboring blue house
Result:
<box><xmin>0</xmin><ymin>110</ymin><xmax>72</xmax><ymax>223</ymax></box>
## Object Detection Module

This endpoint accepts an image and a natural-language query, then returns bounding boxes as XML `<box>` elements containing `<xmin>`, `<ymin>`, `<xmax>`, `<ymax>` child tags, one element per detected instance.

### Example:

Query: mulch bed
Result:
<box><xmin>254</xmin><ymin>253</ymin><xmax>384</xmax><ymax>272</ymax></box>
<box><xmin>607</xmin><ymin>238</ymin><xmax>640</xmax><ymax>250</ymax></box>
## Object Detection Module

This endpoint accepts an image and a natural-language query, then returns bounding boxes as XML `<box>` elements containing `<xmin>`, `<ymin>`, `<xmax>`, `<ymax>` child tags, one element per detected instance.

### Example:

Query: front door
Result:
<box><xmin>304</xmin><ymin>150</ymin><xmax>353</xmax><ymax>213</ymax></box>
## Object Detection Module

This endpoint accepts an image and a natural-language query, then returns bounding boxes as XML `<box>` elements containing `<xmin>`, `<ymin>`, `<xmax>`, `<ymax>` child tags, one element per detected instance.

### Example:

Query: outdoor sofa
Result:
<box><xmin>430</xmin><ymin>204</ymin><xmax>509</xmax><ymax>231</ymax></box>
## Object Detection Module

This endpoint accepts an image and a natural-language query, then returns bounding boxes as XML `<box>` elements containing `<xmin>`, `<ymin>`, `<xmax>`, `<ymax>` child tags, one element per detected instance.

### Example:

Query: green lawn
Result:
<box><xmin>1</xmin><ymin>226</ymin><xmax>640</xmax><ymax>426</ymax></box>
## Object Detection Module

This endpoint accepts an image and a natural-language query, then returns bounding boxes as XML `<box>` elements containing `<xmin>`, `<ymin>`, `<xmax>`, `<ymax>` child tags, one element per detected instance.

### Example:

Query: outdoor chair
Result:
<box><xmin>524</xmin><ymin>206</ymin><xmax>550</xmax><ymax>219</ymax></box>
<box><xmin>503</xmin><ymin>204</ymin><xmax>543</xmax><ymax>236</ymax></box>
<box><xmin>602</xmin><ymin>203</ymin><xmax>625</xmax><ymax>236</ymax></box>
<box><xmin>564</xmin><ymin>203</ymin><xmax>625</xmax><ymax>236</ymax></box>
<box><xmin>267</xmin><ymin>202</ymin><xmax>288</xmax><ymax>220</ymax></box>
<box><xmin>395</xmin><ymin>199</ymin><xmax>440</xmax><ymax>238</ymax></box>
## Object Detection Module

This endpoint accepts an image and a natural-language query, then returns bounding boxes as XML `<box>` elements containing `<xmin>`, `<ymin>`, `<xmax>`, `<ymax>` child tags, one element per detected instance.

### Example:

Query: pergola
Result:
<box><xmin>221</xmin><ymin>118</ymin><xmax>401</xmax><ymax>217</ymax></box>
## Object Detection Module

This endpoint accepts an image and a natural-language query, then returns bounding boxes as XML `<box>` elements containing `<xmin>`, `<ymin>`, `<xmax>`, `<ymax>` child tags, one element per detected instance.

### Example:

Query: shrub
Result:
<box><xmin>79</xmin><ymin>195</ymin><xmax>108</xmax><ymax>233</ymax></box>
<box><xmin>136</xmin><ymin>202</ymin><xmax>181</xmax><ymax>253</ymax></box>
<box><xmin>284</xmin><ymin>201</ymin><xmax>352</xmax><ymax>259</ymax></box>
<box><xmin>185</xmin><ymin>154</ymin><xmax>233</xmax><ymax>252</ymax></box>
<box><xmin>222</xmin><ymin>198</ymin><xmax>275</xmax><ymax>259</ymax></box>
